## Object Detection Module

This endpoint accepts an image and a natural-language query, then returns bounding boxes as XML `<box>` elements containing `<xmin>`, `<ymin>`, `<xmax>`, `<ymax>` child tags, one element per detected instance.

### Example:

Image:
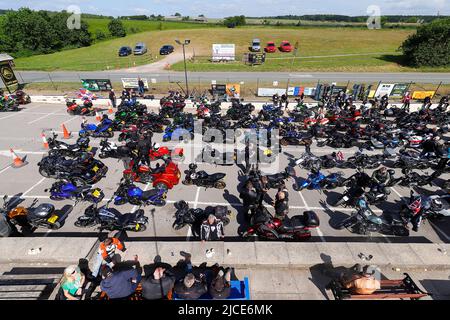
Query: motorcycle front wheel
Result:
<box><xmin>75</xmin><ymin>218</ymin><xmax>96</xmax><ymax>228</ymax></box>
<box><xmin>214</xmin><ymin>181</ymin><xmax>226</xmax><ymax>189</ymax></box>
<box><xmin>38</xmin><ymin>167</ymin><xmax>51</xmax><ymax>178</ymax></box>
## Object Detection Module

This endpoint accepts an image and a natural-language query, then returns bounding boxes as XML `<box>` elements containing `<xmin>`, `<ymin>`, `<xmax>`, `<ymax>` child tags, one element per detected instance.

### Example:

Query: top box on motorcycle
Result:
<box><xmin>303</xmin><ymin>211</ymin><xmax>320</xmax><ymax>227</ymax></box>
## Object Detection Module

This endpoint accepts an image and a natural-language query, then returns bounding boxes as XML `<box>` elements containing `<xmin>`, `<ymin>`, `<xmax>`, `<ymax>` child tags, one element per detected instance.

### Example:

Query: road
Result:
<box><xmin>16</xmin><ymin>71</ymin><xmax>450</xmax><ymax>84</ymax></box>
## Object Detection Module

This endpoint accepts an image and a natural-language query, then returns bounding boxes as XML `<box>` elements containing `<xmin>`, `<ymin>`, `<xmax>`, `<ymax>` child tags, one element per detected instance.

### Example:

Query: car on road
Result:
<box><xmin>118</xmin><ymin>46</ymin><xmax>132</xmax><ymax>57</ymax></box>
<box><xmin>264</xmin><ymin>41</ymin><xmax>277</xmax><ymax>53</ymax></box>
<box><xmin>251</xmin><ymin>38</ymin><xmax>261</xmax><ymax>52</ymax></box>
<box><xmin>134</xmin><ymin>42</ymin><xmax>148</xmax><ymax>55</ymax></box>
<box><xmin>160</xmin><ymin>45</ymin><xmax>174</xmax><ymax>55</ymax></box>
<box><xmin>279</xmin><ymin>41</ymin><xmax>293</xmax><ymax>52</ymax></box>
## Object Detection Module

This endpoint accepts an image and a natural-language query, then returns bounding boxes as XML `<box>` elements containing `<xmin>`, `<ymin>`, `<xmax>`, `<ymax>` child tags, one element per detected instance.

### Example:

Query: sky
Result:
<box><xmin>0</xmin><ymin>0</ymin><xmax>448</xmax><ymax>18</ymax></box>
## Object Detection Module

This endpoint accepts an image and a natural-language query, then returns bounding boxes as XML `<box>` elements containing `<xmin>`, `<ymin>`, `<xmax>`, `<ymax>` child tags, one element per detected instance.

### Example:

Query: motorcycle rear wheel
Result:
<box><xmin>39</xmin><ymin>167</ymin><xmax>51</xmax><ymax>178</ymax></box>
<box><xmin>182</xmin><ymin>179</ymin><xmax>193</xmax><ymax>185</ymax></box>
<box><xmin>75</xmin><ymin>218</ymin><xmax>96</xmax><ymax>228</ymax></box>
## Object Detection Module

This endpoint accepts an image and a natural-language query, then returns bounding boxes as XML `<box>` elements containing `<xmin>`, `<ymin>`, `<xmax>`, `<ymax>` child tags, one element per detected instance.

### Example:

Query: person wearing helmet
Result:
<box><xmin>97</xmin><ymin>114</ymin><xmax>112</xmax><ymax>132</ymax></box>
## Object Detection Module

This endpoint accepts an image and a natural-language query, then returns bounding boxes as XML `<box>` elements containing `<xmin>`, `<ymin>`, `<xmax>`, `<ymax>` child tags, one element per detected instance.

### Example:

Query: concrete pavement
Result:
<box><xmin>17</xmin><ymin>71</ymin><xmax>450</xmax><ymax>84</ymax></box>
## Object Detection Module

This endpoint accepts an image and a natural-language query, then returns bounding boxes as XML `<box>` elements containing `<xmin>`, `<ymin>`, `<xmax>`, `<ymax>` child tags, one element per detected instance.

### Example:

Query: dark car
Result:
<box><xmin>118</xmin><ymin>46</ymin><xmax>132</xmax><ymax>57</ymax></box>
<box><xmin>160</xmin><ymin>45</ymin><xmax>174</xmax><ymax>55</ymax></box>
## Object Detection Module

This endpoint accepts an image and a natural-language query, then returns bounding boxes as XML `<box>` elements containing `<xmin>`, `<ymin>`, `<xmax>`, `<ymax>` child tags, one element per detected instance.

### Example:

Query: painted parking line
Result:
<box><xmin>297</xmin><ymin>189</ymin><xmax>325</xmax><ymax>242</ymax></box>
<box><xmin>0</xmin><ymin>165</ymin><xmax>11</xmax><ymax>175</ymax></box>
<box><xmin>22</xmin><ymin>177</ymin><xmax>46</xmax><ymax>197</ymax></box>
<box><xmin>0</xmin><ymin>105</ymin><xmax>42</xmax><ymax>121</ymax></box>
<box><xmin>27</xmin><ymin>111</ymin><xmax>60</xmax><ymax>124</ymax></box>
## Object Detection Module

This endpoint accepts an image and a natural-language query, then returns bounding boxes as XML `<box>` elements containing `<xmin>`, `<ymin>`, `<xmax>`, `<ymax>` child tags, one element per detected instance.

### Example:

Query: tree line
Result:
<box><xmin>249</xmin><ymin>14</ymin><xmax>448</xmax><ymax>23</ymax></box>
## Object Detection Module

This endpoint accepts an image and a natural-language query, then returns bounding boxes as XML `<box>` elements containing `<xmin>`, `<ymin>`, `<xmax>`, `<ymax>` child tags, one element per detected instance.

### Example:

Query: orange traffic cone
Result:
<box><xmin>10</xmin><ymin>148</ymin><xmax>27</xmax><ymax>168</ymax></box>
<box><xmin>41</xmin><ymin>132</ymin><xmax>49</xmax><ymax>149</ymax></box>
<box><xmin>95</xmin><ymin>109</ymin><xmax>102</xmax><ymax>121</ymax></box>
<box><xmin>62</xmin><ymin>124</ymin><xmax>72</xmax><ymax>139</ymax></box>
<box><xmin>108</xmin><ymin>103</ymin><xmax>113</xmax><ymax>114</ymax></box>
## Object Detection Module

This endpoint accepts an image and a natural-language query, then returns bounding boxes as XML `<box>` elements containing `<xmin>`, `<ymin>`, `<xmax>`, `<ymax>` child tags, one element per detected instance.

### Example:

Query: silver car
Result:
<box><xmin>134</xmin><ymin>42</ymin><xmax>147</xmax><ymax>55</ymax></box>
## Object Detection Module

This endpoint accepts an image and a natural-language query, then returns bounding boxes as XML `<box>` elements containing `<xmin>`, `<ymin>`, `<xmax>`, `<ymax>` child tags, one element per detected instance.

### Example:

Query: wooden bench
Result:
<box><xmin>329</xmin><ymin>273</ymin><xmax>430</xmax><ymax>300</ymax></box>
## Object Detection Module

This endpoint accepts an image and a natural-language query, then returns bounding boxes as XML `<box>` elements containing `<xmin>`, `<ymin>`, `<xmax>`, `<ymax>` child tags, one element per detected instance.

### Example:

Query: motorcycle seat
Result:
<box><xmin>117</xmin><ymin>214</ymin><xmax>133</xmax><ymax>224</ymax></box>
<box><xmin>280</xmin><ymin>216</ymin><xmax>306</xmax><ymax>230</ymax></box>
<box><xmin>142</xmin><ymin>189</ymin><xmax>160</xmax><ymax>199</ymax></box>
<box><xmin>206</xmin><ymin>173</ymin><xmax>226</xmax><ymax>181</ymax></box>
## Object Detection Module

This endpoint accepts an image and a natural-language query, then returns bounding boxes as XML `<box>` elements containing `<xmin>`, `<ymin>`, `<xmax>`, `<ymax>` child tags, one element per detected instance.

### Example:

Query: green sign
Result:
<box><xmin>0</xmin><ymin>61</ymin><xmax>18</xmax><ymax>88</ymax></box>
<box><xmin>81</xmin><ymin>79</ymin><xmax>112</xmax><ymax>91</ymax></box>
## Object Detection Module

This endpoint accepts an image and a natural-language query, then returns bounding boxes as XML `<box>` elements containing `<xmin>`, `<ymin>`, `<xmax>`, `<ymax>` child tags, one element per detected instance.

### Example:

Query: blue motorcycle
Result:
<box><xmin>295</xmin><ymin>170</ymin><xmax>345</xmax><ymax>191</ymax></box>
<box><xmin>46</xmin><ymin>180</ymin><xmax>105</xmax><ymax>203</ymax></box>
<box><xmin>113</xmin><ymin>180</ymin><xmax>167</xmax><ymax>206</ymax></box>
<box><xmin>79</xmin><ymin>119</ymin><xmax>114</xmax><ymax>138</ymax></box>
<box><xmin>162</xmin><ymin>125</ymin><xmax>194</xmax><ymax>142</ymax></box>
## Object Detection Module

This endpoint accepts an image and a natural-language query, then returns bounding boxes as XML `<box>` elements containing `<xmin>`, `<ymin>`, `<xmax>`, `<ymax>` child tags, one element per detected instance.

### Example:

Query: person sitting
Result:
<box><xmin>59</xmin><ymin>265</ymin><xmax>85</xmax><ymax>300</ymax></box>
<box><xmin>341</xmin><ymin>265</ymin><xmax>380</xmax><ymax>295</ymax></box>
<box><xmin>97</xmin><ymin>114</ymin><xmax>112</xmax><ymax>131</ymax></box>
<box><xmin>174</xmin><ymin>273</ymin><xmax>207</xmax><ymax>300</ymax></box>
<box><xmin>91</xmin><ymin>237</ymin><xmax>125</xmax><ymax>278</ymax></box>
<box><xmin>141</xmin><ymin>267</ymin><xmax>176</xmax><ymax>300</ymax></box>
<box><xmin>200</xmin><ymin>214</ymin><xmax>225</xmax><ymax>242</ymax></box>
<box><xmin>209</xmin><ymin>268</ymin><xmax>232</xmax><ymax>300</ymax></box>
<box><xmin>274</xmin><ymin>191</ymin><xmax>289</xmax><ymax>220</ymax></box>
<box><xmin>100</xmin><ymin>264</ymin><xmax>141</xmax><ymax>300</ymax></box>
<box><xmin>370</xmin><ymin>167</ymin><xmax>392</xmax><ymax>194</ymax></box>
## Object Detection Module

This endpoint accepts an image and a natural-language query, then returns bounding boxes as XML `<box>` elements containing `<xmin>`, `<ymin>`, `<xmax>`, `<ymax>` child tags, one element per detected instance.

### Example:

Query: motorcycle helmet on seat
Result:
<box><xmin>189</xmin><ymin>163</ymin><xmax>198</xmax><ymax>170</ymax></box>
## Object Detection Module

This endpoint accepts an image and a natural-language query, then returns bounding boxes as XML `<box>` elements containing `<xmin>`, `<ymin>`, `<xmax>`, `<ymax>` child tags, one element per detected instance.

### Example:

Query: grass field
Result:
<box><xmin>13</xmin><ymin>26</ymin><xmax>449</xmax><ymax>72</ymax></box>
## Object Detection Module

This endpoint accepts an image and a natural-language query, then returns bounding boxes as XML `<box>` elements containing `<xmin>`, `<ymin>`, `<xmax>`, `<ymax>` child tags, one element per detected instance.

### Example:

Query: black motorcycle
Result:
<box><xmin>75</xmin><ymin>203</ymin><xmax>148</xmax><ymax>232</ymax></box>
<box><xmin>47</xmin><ymin>133</ymin><xmax>91</xmax><ymax>158</ymax></box>
<box><xmin>98</xmin><ymin>138</ymin><xmax>133</xmax><ymax>160</ymax></box>
<box><xmin>172</xmin><ymin>200</ymin><xmax>231</xmax><ymax>231</ymax></box>
<box><xmin>246</xmin><ymin>167</ymin><xmax>295</xmax><ymax>189</ymax></box>
<box><xmin>182</xmin><ymin>164</ymin><xmax>226</xmax><ymax>189</ymax></box>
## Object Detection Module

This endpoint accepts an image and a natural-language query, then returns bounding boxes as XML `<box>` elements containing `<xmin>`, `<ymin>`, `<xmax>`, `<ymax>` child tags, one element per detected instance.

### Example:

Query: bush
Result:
<box><xmin>95</xmin><ymin>30</ymin><xmax>107</xmax><ymax>41</ymax></box>
<box><xmin>401</xmin><ymin>18</ymin><xmax>450</xmax><ymax>67</ymax></box>
<box><xmin>108</xmin><ymin>18</ymin><xmax>126</xmax><ymax>37</ymax></box>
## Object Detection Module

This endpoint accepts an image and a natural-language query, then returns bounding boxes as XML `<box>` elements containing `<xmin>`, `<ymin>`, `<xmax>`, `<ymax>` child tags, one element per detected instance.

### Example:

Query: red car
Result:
<box><xmin>264</xmin><ymin>42</ymin><xmax>277</xmax><ymax>53</ymax></box>
<box><xmin>279</xmin><ymin>41</ymin><xmax>293</xmax><ymax>52</ymax></box>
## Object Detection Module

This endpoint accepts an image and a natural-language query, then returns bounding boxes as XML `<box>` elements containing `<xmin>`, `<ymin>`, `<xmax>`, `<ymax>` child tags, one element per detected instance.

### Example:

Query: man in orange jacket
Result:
<box><xmin>92</xmin><ymin>237</ymin><xmax>125</xmax><ymax>278</ymax></box>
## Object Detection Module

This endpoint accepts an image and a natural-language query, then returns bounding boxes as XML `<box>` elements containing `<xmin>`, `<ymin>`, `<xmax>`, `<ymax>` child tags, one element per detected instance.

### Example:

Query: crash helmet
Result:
<box><xmin>430</xmin><ymin>197</ymin><xmax>443</xmax><ymax>210</ymax></box>
<box><xmin>79</xmin><ymin>152</ymin><xmax>93</xmax><ymax>164</ymax></box>
<box><xmin>310</xmin><ymin>162</ymin><xmax>321</xmax><ymax>174</ymax></box>
<box><xmin>153</xmin><ymin>143</ymin><xmax>160</xmax><ymax>151</ymax></box>
<box><xmin>102</xmin><ymin>114</ymin><xmax>109</xmax><ymax>121</ymax></box>
<box><xmin>357</xmin><ymin>197</ymin><xmax>368</xmax><ymax>209</ymax></box>
<box><xmin>189</xmin><ymin>163</ymin><xmax>198</xmax><ymax>171</ymax></box>
<box><xmin>408</xmin><ymin>196</ymin><xmax>422</xmax><ymax>215</ymax></box>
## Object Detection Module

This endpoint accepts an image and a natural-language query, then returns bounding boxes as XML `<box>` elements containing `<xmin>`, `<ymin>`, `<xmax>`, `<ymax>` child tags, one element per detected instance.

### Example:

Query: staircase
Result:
<box><xmin>0</xmin><ymin>266</ymin><xmax>64</xmax><ymax>300</ymax></box>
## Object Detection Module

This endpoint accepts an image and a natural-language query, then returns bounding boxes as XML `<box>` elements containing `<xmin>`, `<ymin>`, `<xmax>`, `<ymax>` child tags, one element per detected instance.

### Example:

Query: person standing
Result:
<box><xmin>274</xmin><ymin>191</ymin><xmax>289</xmax><ymax>220</ymax></box>
<box><xmin>402</xmin><ymin>92</ymin><xmax>411</xmax><ymax>112</ymax></box>
<box><xmin>138</xmin><ymin>78</ymin><xmax>145</xmax><ymax>97</ymax></box>
<box><xmin>109</xmin><ymin>89</ymin><xmax>116</xmax><ymax>109</ymax></box>
<box><xmin>239</xmin><ymin>181</ymin><xmax>258</xmax><ymax>221</ymax></box>
<box><xmin>91</xmin><ymin>237</ymin><xmax>125</xmax><ymax>278</ymax></box>
<box><xmin>281</xmin><ymin>93</ymin><xmax>289</xmax><ymax>109</ymax></box>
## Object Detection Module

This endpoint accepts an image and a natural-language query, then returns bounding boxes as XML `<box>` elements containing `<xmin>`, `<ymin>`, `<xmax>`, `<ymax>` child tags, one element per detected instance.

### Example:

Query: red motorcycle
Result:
<box><xmin>242</xmin><ymin>206</ymin><xmax>320</xmax><ymax>241</ymax></box>
<box><xmin>123</xmin><ymin>160</ymin><xmax>181</xmax><ymax>191</ymax></box>
<box><xmin>196</xmin><ymin>104</ymin><xmax>211</xmax><ymax>119</ymax></box>
<box><xmin>149</xmin><ymin>145</ymin><xmax>184</xmax><ymax>162</ymax></box>
<box><xmin>66</xmin><ymin>99</ymin><xmax>94</xmax><ymax>116</ymax></box>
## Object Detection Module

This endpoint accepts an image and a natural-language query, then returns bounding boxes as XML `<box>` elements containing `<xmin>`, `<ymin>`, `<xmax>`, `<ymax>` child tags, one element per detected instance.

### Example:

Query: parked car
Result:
<box><xmin>279</xmin><ymin>41</ymin><xmax>293</xmax><ymax>52</ymax></box>
<box><xmin>134</xmin><ymin>42</ymin><xmax>147</xmax><ymax>55</ymax></box>
<box><xmin>160</xmin><ymin>45</ymin><xmax>174</xmax><ymax>55</ymax></box>
<box><xmin>251</xmin><ymin>38</ymin><xmax>261</xmax><ymax>52</ymax></box>
<box><xmin>264</xmin><ymin>41</ymin><xmax>277</xmax><ymax>53</ymax></box>
<box><xmin>118</xmin><ymin>46</ymin><xmax>132</xmax><ymax>57</ymax></box>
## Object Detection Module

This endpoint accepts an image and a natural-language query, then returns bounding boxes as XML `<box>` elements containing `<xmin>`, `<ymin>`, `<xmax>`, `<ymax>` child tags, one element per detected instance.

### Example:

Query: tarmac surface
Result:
<box><xmin>0</xmin><ymin>101</ymin><xmax>449</xmax><ymax>245</ymax></box>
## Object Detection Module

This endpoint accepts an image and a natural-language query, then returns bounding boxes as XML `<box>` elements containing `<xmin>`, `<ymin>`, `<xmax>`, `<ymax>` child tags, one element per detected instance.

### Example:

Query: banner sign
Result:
<box><xmin>258</xmin><ymin>87</ymin><xmax>307</xmax><ymax>97</ymax></box>
<box><xmin>212</xmin><ymin>44</ymin><xmax>235</xmax><ymax>61</ymax></box>
<box><xmin>374</xmin><ymin>83</ymin><xmax>395</xmax><ymax>97</ymax></box>
<box><xmin>121</xmin><ymin>78</ymin><xmax>149</xmax><ymax>89</ymax></box>
<box><xmin>304</xmin><ymin>87</ymin><xmax>316</xmax><ymax>96</ymax></box>
<box><xmin>0</xmin><ymin>61</ymin><xmax>18</xmax><ymax>88</ymax></box>
<box><xmin>81</xmin><ymin>79</ymin><xmax>112</xmax><ymax>91</ymax></box>
<box><xmin>211</xmin><ymin>84</ymin><xmax>226</xmax><ymax>96</ymax></box>
<box><xmin>390</xmin><ymin>83</ymin><xmax>409</xmax><ymax>97</ymax></box>
<box><xmin>412</xmin><ymin>91</ymin><xmax>435</xmax><ymax>100</ymax></box>
<box><xmin>226</xmin><ymin>84</ymin><xmax>240</xmax><ymax>98</ymax></box>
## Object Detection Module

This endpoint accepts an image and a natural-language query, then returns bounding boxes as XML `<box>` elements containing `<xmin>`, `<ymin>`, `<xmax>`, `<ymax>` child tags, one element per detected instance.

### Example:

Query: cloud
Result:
<box><xmin>133</xmin><ymin>8</ymin><xmax>151</xmax><ymax>15</ymax></box>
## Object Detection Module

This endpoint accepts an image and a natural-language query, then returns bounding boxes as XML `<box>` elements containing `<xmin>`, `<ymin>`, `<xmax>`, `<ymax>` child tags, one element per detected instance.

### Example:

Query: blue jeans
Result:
<box><xmin>91</xmin><ymin>252</ymin><xmax>114</xmax><ymax>278</ymax></box>
<box><xmin>139</xmin><ymin>86</ymin><xmax>145</xmax><ymax>95</ymax></box>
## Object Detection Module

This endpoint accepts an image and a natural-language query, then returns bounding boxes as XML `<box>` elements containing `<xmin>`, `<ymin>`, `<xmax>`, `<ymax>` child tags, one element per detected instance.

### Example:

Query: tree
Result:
<box><xmin>95</xmin><ymin>30</ymin><xmax>107</xmax><ymax>41</ymax></box>
<box><xmin>108</xmin><ymin>18</ymin><xmax>126</xmax><ymax>37</ymax></box>
<box><xmin>174</xmin><ymin>13</ymin><xmax>181</xmax><ymax>17</ymax></box>
<box><xmin>224</xmin><ymin>15</ymin><xmax>246</xmax><ymax>28</ymax></box>
<box><xmin>401</xmin><ymin>18</ymin><xmax>450</xmax><ymax>67</ymax></box>
<box><xmin>199</xmin><ymin>14</ymin><xmax>205</xmax><ymax>17</ymax></box>
<box><xmin>182</xmin><ymin>16</ymin><xmax>190</xmax><ymax>21</ymax></box>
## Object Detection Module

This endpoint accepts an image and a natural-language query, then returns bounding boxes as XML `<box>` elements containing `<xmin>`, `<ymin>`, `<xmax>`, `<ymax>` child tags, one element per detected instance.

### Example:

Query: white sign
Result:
<box><xmin>211</xmin><ymin>80</ymin><xmax>217</xmax><ymax>85</ymax></box>
<box><xmin>121</xmin><ymin>78</ymin><xmax>149</xmax><ymax>89</ymax></box>
<box><xmin>304</xmin><ymin>87</ymin><xmax>316</xmax><ymax>96</ymax></box>
<box><xmin>212</xmin><ymin>44</ymin><xmax>235</xmax><ymax>61</ymax></box>
<box><xmin>273</xmin><ymin>81</ymin><xmax>279</xmax><ymax>86</ymax></box>
<box><xmin>258</xmin><ymin>88</ymin><xmax>287</xmax><ymax>97</ymax></box>
<box><xmin>375</xmin><ymin>83</ymin><xmax>395</xmax><ymax>98</ymax></box>
<box><xmin>151</xmin><ymin>78</ymin><xmax>157</xmax><ymax>84</ymax></box>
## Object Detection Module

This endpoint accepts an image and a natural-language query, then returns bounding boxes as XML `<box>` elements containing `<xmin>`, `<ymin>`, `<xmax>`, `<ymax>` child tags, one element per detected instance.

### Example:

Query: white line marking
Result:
<box><xmin>0</xmin><ymin>166</ymin><xmax>11</xmax><ymax>175</ymax></box>
<box><xmin>62</xmin><ymin>116</ymin><xmax>81</xmax><ymax>125</ymax></box>
<box><xmin>391</xmin><ymin>187</ymin><xmax>404</xmax><ymax>199</ymax></box>
<box><xmin>27</xmin><ymin>111</ymin><xmax>59</xmax><ymax>124</ymax></box>
<box><xmin>187</xmin><ymin>187</ymin><xmax>201</xmax><ymax>241</ymax></box>
<box><xmin>22</xmin><ymin>177</ymin><xmax>46</xmax><ymax>197</ymax></box>
<box><xmin>297</xmin><ymin>189</ymin><xmax>325</xmax><ymax>242</ymax></box>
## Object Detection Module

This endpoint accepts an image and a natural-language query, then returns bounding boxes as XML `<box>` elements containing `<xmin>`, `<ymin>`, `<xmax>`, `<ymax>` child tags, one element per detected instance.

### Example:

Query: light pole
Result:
<box><xmin>175</xmin><ymin>39</ymin><xmax>190</xmax><ymax>98</ymax></box>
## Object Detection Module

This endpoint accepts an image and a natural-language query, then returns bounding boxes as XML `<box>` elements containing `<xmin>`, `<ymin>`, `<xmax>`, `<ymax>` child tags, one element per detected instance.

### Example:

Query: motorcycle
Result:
<box><xmin>0</xmin><ymin>196</ymin><xmax>15</xmax><ymax>237</ymax></box>
<box><xmin>12</xmin><ymin>90</ymin><xmax>31</xmax><ymax>105</ymax></box>
<box><xmin>74</xmin><ymin>203</ymin><xmax>148</xmax><ymax>232</ymax></box>
<box><xmin>241</xmin><ymin>205</ymin><xmax>320</xmax><ymax>241</ymax></box>
<box><xmin>280</xmin><ymin>131</ymin><xmax>313</xmax><ymax>146</ymax></box>
<box><xmin>336</xmin><ymin>198</ymin><xmax>409</xmax><ymax>236</ymax></box>
<box><xmin>0</xmin><ymin>95</ymin><xmax>19</xmax><ymax>112</ymax></box>
<box><xmin>7</xmin><ymin>200</ymin><xmax>72</xmax><ymax>233</ymax></box>
<box><xmin>46</xmin><ymin>180</ymin><xmax>105</xmax><ymax>203</ymax></box>
<box><xmin>38</xmin><ymin>154</ymin><xmax>108</xmax><ymax>186</ymax></box>
<box><xmin>47</xmin><ymin>133</ymin><xmax>91</xmax><ymax>157</ymax></box>
<box><xmin>172</xmin><ymin>200</ymin><xmax>231</xmax><ymax>231</ymax></box>
<box><xmin>196</xmin><ymin>146</ymin><xmax>236</xmax><ymax>166</ymax></box>
<box><xmin>66</xmin><ymin>99</ymin><xmax>95</xmax><ymax>116</ymax></box>
<box><xmin>295</xmin><ymin>169</ymin><xmax>345</xmax><ymax>191</ymax></box>
<box><xmin>123</xmin><ymin>160</ymin><xmax>181</xmax><ymax>191</ymax></box>
<box><xmin>98</xmin><ymin>139</ymin><xmax>132</xmax><ymax>160</ymax></box>
<box><xmin>183</xmin><ymin>164</ymin><xmax>226</xmax><ymax>189</ymax></box>
<box><xmin>246</xmin><ymin>167</ymin><xmax>295</xmax><ymax>189</ymax></box>
<box><xmin>79</xmin><ymin>120</ymin><xmax>114</xmax><ymax>138</ymax></box>
<box><xmin>113</xmin><ymin>179</ymin><xmax>167</xmax><ymax>206</ymax></box>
